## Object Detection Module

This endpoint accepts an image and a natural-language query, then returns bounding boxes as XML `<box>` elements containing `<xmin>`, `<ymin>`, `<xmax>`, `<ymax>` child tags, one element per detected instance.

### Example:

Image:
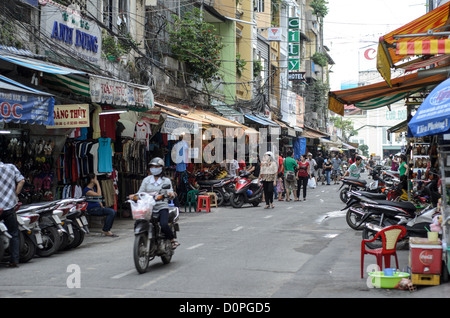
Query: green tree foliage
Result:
<box><xmin>310</xmin><ymin>0</ymin><xmax>329</xmax><ymax>18</ymax></box>
<box><xmin>329</xmin><ymin>116</ymin><xmax>358</xmax><ymax>142</ymax></box>
<box><xmin>168</xmin><ymin>8</ymin><xmax>224</xmax><ymax>83</ymax></box>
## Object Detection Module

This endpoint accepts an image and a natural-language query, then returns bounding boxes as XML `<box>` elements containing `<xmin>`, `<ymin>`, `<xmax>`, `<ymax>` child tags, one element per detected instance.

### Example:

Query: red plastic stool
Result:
<box><xmin>197</xmin><ymin>195</ymin><xmax>211</xmax><ymax>213</ymax></box>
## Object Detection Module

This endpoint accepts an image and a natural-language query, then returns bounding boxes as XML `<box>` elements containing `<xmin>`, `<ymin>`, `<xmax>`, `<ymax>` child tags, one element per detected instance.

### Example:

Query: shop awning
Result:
<box><xmin>328</xmin><ymin>71</ymin><xmax>448</xmax><ymax>116</ymax></box>
<box><xmin>212</xmin><ymin>104</ymin><xmax>245</xmax><ymax>124</ymax></box>
<box><xmin>377</xmin><ymin>3</ymin><xmax>450</xmax><ymax>86</ymax></box>
<box><xmin>387</xmin><ymin>119</ymin><xmax>409</xmax><ymax>134</ymax></box>
<box><xmin>302</xmin><ymin>126</ymin><xmax>329</xmax><ymax>139</ymax></box>
<box><xmin>0</xmin><ymin>74</ymin><xmax>55</xmax><ymax>125</ymax></box>
<box><xmin>244</xmin><ymin>114</ymin><xmax>280</xmax><ymax>127</ymax></box>
<box><xmin>342</xmin><ymin>142</ymin><xmax>357</xmax><ymax>150</ymax></box>
<box><xmin>0</xmin><ymin>53</ymin><xmax>86</xmax><ymax>75</ymax></box>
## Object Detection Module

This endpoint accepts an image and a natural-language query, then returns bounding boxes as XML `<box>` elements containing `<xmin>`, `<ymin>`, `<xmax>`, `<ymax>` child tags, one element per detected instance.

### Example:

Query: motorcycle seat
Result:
<box><xmin>374</xmin><ymin>200</ymin><xmax>416</xmax><ymax>213</ymax></box>
<box><xmin>197</xmin><ymin>177</ymin><xmax>232</xmax><ymax>186</ymax></box>
<box><xmin>343</xmin><ymin>177</ymin><xmax>367</xmax><ymax>185</ymax></box>
<box><xmin>357</xmin><ymin>191</ymin><xmax>386</xmax><ymax>200</ymax></box>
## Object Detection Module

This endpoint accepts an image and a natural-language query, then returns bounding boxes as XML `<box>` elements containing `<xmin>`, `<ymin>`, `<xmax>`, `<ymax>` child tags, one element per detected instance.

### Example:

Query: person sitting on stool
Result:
<box><xmin>83</xmin><ymin>173</ymin><xmax>118</xmax><ymax>237</ymax></box>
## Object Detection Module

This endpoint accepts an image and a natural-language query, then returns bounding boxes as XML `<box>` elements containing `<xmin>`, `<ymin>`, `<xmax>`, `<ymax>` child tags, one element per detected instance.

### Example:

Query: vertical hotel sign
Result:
<box><xmin>288</xmin><ymin>17</ymin><xmax>300</xmax><ymax>71</ymax></box>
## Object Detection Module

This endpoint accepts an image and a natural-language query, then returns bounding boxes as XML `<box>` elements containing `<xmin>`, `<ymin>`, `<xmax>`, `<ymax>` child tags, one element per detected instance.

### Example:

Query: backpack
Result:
<box><xmin>284</xmin><ymin>159</ymin><xmax>296</xmax><ymax>181</ymax></box>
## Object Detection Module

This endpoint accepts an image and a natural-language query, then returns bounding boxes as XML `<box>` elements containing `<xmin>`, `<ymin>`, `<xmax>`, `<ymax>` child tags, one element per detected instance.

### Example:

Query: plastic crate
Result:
<box><xmin>411</xmin><ymin>273</ymin><xmax>440</xmax><ymax>286</ymax></box>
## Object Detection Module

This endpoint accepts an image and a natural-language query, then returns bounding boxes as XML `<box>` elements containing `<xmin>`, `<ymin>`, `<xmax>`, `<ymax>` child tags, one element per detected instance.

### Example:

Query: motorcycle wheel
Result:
<box><xmin>66</xmin><ymin>228</ymin><xmax>85</xmax><ymax>250</ymax></box>
<box><xmin>134</xmin><ymin>233</ymin><xmax>150</xmax><ymax>274</ymax></box>
<box><xmin>37</xmin><ymin>226</ymin><xmax>61</xmax><ymax>257</ymax></box>
<box><xmin>230</xmin><ymin>193</ymin><xmax>245</xmax><ymax>208</ymax></box>
<box><xmin>161</xmin><ymin>240</ymin><xmax>173</xmax><ymax>264</ymax></box>
<box><xmin>345</xmin><ymin>203</ymin><xmax>365</xmax><ymax>230</ymax></box>
<box><xmin>58</xmin><ymin>232</ymin><xmax>70</xmax><ymax>251</ymax></box>
<box><xmin>19</xmin><ymin>232</ymin><xmax>36</xmax><ymax>263</ymax></box>
<box><xmin>339</xmin><ymin>187</ymin><xmax>350</xmax><ymax>203</ymax></box>
<box><xmin>214</xmin><ymin>190</ymin><xmax>224</xmax><ymax>206</ymax></box>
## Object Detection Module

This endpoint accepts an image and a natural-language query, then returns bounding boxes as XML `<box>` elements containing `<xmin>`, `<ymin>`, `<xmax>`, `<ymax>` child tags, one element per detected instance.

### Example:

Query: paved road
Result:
<box><xmin>0</xmin><ymin>177</ymin><xmax>449</xmax><ymax>301</ymax></box>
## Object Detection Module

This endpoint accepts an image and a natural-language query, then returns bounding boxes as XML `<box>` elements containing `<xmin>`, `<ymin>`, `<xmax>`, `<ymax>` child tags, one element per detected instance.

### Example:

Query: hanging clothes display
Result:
<box><xmin>134</xmin><ymin>120</ymin><xmax>151</xmax><ymax>150</ymax></box>
<box><xmin>98</xmin><ymin>137</ymin><xmax>113</xmax><ymax>173</ymax></box>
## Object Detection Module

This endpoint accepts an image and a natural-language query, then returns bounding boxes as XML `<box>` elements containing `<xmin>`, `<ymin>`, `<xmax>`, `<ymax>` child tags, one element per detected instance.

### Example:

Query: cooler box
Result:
<box><xmin>409</xmin><ymin>237</ymin><xmax>442</xmax><ymax>275</ymax></box>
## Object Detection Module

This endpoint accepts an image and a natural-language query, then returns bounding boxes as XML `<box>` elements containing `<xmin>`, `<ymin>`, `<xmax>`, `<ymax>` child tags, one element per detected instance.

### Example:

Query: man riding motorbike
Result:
<box><xmin>130</xmin><ymin>157</ymin><xmax>180</xmax><ymax>249</ymax></box>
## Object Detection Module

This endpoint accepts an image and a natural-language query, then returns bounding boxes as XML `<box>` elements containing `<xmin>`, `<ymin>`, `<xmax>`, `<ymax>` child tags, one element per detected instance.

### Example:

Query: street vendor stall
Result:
<box><xmin>407</xmin><ymin>76</ymin><xmax>450</xmax><ymax>283</ymax></box>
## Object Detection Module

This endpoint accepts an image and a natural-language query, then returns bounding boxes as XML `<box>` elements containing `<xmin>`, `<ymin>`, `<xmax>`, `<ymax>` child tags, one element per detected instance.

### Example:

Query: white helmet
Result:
<box><xmin>149</xmin><ymin>157</ymin><xmax>164</xmax><ymax>167</ymax></box>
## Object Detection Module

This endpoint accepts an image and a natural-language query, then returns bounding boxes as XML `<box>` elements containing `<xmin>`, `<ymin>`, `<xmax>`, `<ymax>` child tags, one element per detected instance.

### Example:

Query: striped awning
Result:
<box><xmin>396</xmin><ymin>39</ymin><xmax>450</xmax><ymax>55</ymax></box>
<box><xmin>0</xmin><ymin>54</ymin><xmax>86</xmax><ymax>75</ymax></box>
<box><xmin>328</xmin><ymin>70</ymin><xmax>448</xmax><ymax>116</ymax></box>
<box><xmin>377</xmin><ymin>3</ymin><xmax>450</xmax><ymax>86</ymax></box>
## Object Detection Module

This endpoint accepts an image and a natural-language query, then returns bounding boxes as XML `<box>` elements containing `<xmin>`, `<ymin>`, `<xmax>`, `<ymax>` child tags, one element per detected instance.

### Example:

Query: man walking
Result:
<box><xmin>0</xmin><ymin>160</ymin><xmax>25</xmax><ymax>267</ymax></box>
<box><xmin>283</xmin><ymin>150</ymin><xmax>298</xmax><ymax>201</ymax></box>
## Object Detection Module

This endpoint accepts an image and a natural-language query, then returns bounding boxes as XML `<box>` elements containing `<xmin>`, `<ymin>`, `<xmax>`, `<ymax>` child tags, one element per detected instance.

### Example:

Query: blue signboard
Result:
<box><xmin>408</xmin><ymin>77</ymin><xmax>450</xmax><ymax>137</ymax></box>
<box><xmin>0</xmin><ymin>76</ymin><xmax>55</xmax><ymax>125</ymax></box>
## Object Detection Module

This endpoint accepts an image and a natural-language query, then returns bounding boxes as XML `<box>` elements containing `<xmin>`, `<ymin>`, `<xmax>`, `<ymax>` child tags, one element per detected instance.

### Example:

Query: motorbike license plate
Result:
<box><xmin>76</xmin><ymin>218</ymin><xmax>83</xmax><ymax>227</ymax></box>
<box><xmin>35</xmin><ymin>232</ymin><xmax>43</xmax><ymax>246</ymax></box>
<box><xmin>68</xmin><ymin>223</ymin><xmax>74</xmax><ymax>235</ymax></box>
<box><xmin>52</xmin><ymin>215</ymin><xmax>62</xmax><ymax>224</ymax></box>
<box><xmin>80</xmin><ymin>215</ymin><xmax>88</xmax><ymax>226</ymax></box>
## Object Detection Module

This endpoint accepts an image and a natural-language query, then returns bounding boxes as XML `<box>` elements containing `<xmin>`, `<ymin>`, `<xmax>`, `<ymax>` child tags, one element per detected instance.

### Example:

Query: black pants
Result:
<box><xmin>0</xmin><ymin>208</ymin><xmax>19</xmax><ymax>263</ymax></box>
<box><xmin>159</xmin><ymin>208</ymin><xmax>175</xmax><ymax>240</ymax></box>
<box><xmin>296</xmin><ymin>176</ymin><xmax>308</xmax><ymax>199</ymax></box>
<box><xmin>263</xmin><ymin>181</ymin><xmax>274</xmax><ymax>206</ymax></box>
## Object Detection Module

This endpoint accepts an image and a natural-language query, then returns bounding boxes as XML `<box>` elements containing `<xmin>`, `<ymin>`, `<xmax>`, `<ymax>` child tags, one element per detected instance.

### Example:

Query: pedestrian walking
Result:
<box><xmin>323</xmin><ymin>156</ymin><xmax>332</xmax><ymax>185</ymax></box>
<box><xmin>331</xmin><ymin>153</ymin><xmax>342</xmax><ymax>184</ymax></box>
<box><xmin>0</xmin><ymin>161</ymin><xmax>25</xmax><ymax>268</ymax></box>
<box><xmin>283</xmin><ymin>150</ymin><xmax>298</xmax><ymax>201</ymax></box>
<box><xmin>260</xmin><ymin>152</ymin><xmax>278</xmax><ymax>209</ymax></box>
<box><xmin>296</xmin><ymin>154</ymin><xmax>310</xmax><ymax>201</ymax></box>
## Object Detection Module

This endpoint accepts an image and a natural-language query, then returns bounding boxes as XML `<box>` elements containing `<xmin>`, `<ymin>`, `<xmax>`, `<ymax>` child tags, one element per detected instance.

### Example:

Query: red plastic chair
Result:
<box><xmin>361</xmin><ymin>225</ymin><xmax>407</xmax><ymax>278</ymax></box>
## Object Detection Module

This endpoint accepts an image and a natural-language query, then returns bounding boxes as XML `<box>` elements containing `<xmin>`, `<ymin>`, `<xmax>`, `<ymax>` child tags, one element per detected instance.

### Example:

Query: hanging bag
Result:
<box><xmin>128</xmin><ymin>192</ymin><xmax>156</xmax><ymax>220</ymax></box>
<box><xmin>308</xmin><ymin>177</ymin><xmax>316</xmax><ymax>189</ymax></box>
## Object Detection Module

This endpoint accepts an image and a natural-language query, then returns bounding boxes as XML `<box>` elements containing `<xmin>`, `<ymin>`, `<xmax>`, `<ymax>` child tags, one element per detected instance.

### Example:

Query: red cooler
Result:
<box><xmin>409</xmin><ymin>237</ymin><xmax>442</xmax><ymax>275</ymax></box>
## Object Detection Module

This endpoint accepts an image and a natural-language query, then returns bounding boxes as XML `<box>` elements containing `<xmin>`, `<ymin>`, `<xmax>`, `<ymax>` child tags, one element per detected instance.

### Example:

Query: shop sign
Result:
<box><xmin>162</xmin><ymin>115</ymin><xmax>199</xmax><ymax>135</ymax></box>
<box><xmin>47</xmin><ymin>104</ymin><xmax>89</xmax><ymax>128</ymax></box>
<box><xmin>39</xmin><ymin>0</ymin><xmax>102</xmax><ymax>64</ymax></box>
<box><xmin>0</xmin><ymin>90</ymin><xmax>54</xmax><ymax>125</ymax></box>
<box><xmin>268</xmin><ymin>28</ymin><xmax>282</xmax><ymax>41</ymax></box>
<box><xmin>288</xmin><ymin>17</ymin><xmax>300</xmax><ymax>72</ymax></box>
<box><xmin>89</xmin><ymin>75</ymin><xmax>154</xmax><ymax>109</ymax></box>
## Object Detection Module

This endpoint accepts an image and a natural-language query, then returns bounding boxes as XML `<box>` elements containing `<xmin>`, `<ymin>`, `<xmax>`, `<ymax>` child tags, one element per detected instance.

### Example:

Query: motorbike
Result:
<box><xmin>0</xmin><ymin>217</ymin><xmax>11</xmax><ymax>262</ymax></box>
<box><xmin>338</xmin><ymin>168</ymin><xmax>396</xmax><ymax>203</ymax></box>
<box><xmin>195</xmin><ymin>176</ymin><xmax>237</xmax><ymax>206</ymax></box>
<box><xmin>129</xmin><ymin>186</ymin><xmax>180</xmax><ymax>274</ymax></box>
<box><xmin>18</xmin><ymin>200</ymin><xmax>65</xmax><ymax>257</ymax></box>
<box><xmin>229</xmin><ymin>170</ymin><xmax>263</xmax><ymax>208</ymax></box>
<box><xmin>16</xmin><ymin>211</ymin><xmax>43</xmax><ymax>263</ymax></box>
<box><xmin>52</xmin><ymin>198</ymin><xmax>89</xmax><ymax>250</ymax></box>
<box><xmin>361</xmin><ymin>202</ymin><xmax>437</xmax><ymax>250</ymax></box>
<box><xmin>65</xmin><ymin>199</ymin><xmax>89</xmax><ymax>249</ymax></box>
<box><xmin>342</xmin><ymin>189</ymin><xmax>387</xmax><ymax>230</ymax></box>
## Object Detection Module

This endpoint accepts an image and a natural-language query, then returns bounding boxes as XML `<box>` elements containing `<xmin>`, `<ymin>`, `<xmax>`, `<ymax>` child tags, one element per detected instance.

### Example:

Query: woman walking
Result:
<box><xmin>260</xmin><ymin>151</ymin><xmax>278</xmax><ymax>209</ymax></box>
<box><xmin>296</xmin><ymin>154</ymin><xmax>310</xmax><ymax>201</ymax></box>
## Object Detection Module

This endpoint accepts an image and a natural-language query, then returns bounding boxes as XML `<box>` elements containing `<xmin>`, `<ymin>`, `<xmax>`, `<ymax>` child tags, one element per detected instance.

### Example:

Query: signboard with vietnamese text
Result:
<box><xmin>47</xmin><ymin>104</ymin><xmax>89</xmax><ymax>128</ymax></box>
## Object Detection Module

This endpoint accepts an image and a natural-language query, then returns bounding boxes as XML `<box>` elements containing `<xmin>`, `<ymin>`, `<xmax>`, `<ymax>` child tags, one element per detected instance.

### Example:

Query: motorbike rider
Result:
<box><xmin>131</xmin><ymin>157</ymin><xmax>180</xmax><ymax>249</ymax></box>
<box><xmin>0</xmin><ymin>161</ymin><xmax>25</xmax><ymax>267</ymax></box>
<box><xmin>343</xmin><ymin>156</ymin><xmax>371</xmax><ymax>178</ymax></box>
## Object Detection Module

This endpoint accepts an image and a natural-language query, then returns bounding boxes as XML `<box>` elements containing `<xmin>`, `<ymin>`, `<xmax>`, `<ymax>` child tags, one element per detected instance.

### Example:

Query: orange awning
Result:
<box><xmin>377</xmin><ymin>3</ymin><xmax>450</xmax><ymax>86</ymax></box>
<box><xmin>328</xmin><ymin>71</ymin><xmax>448</xmax><ymax>116</ymax></box>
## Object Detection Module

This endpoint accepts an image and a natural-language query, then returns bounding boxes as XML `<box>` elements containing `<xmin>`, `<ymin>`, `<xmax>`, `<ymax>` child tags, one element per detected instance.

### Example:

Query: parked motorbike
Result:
<box><xmin>0</xmin><ymin>217</ymin><xmax>11</xmax><ymax>262</ymax></box>
<box><xmin>196</xmin><ymin>176</ymin><xmax>237</xmax><ymax>206</ymax></box>
<box><xmin>18</xmin><ymin>200</ymin><xmax>65</xmax><ymax>257</ymax></box>
<box><xmin>338</xmin><ymin>168</ymin><xmax>395</xmax><ymax>203</ymax></box>
<box><xmin>342</xmin><ymin>189</ymin><xmax>387</xmax><ymax>230</ymax></box>
<box><xmin>52</xmin><ymin>198</ymin><xmax>89</xmax><ymax>250</ymax></box>
<box><xmin>129</xmin><ymin>186</ymin><xmax>180</xmax><ymax>274</ymax></box>
<box><xmin>229</xmin><ymin>170</ymin><xmax>263</xmax><ymax>208</ymax></box>
<box><xmin>16</xmin><ymin>211</ymin><xmax>43</xmax><ymax>263</ymax></box>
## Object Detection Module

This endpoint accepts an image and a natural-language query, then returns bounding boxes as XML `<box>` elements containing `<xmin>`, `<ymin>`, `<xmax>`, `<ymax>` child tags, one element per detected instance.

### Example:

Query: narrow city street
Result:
<box><xmin>1</xmin><ymin>175</ymin><xmax>448</xmax><ymax>300</ymax></box>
